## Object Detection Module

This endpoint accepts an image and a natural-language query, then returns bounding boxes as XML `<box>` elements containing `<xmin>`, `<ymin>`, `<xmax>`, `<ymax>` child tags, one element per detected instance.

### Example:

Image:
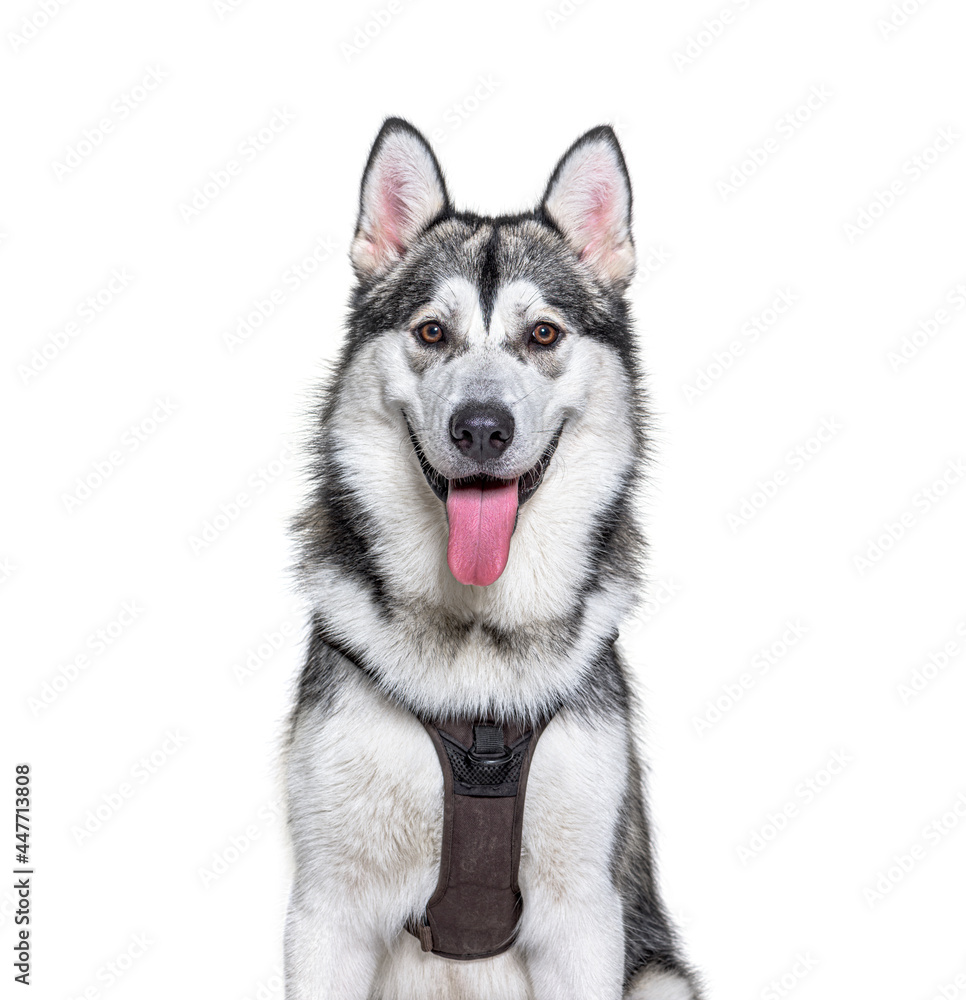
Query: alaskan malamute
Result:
<box><xmin>284</xmin><ymin>118</ymin><xmax>701</xmax><ymax>999</ymax></box>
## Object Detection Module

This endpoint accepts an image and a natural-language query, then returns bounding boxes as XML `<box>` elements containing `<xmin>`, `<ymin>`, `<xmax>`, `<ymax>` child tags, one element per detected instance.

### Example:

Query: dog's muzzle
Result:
<box><xmin>406</xmin><ymin>419</ymin><xmax>563</xmax><ymax>587</ymax></box>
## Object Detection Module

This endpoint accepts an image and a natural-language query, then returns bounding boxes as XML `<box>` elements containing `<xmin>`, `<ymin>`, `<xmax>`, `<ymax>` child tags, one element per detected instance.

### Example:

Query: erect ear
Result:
<box><xmin>540</xmin><ymin>126</ymin><xmax>635</xmax><ymax>290</ymax></box>
<box><xmin>350</xmin><ymin>118</ymin><xmax>450</xmax><ymax>280</ymax></box>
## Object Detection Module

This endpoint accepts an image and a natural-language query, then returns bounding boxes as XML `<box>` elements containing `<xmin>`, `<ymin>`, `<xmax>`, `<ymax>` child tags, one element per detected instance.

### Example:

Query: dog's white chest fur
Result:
<box><xmin>287</xmin><ymin>670</ymin><xmax>443</xmax><ymax>908</ymax></box>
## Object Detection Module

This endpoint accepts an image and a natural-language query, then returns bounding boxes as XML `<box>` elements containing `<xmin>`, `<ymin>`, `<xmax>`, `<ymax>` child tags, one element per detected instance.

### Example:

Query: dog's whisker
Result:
<box><xmin>508</xmin><ymin>385</ymin><xmax>544</xmax><ymax>406</ymax></box>
<box><xmin>423</xmin><ymin>385</ymin><xmax>455</xmax><ymax>406</ymax></box>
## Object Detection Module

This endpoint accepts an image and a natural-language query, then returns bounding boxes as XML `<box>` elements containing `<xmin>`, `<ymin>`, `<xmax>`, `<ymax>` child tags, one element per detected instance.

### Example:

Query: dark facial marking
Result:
<box><xmin>478</xmin><ymin>225</ymin><xmax>501</xmax><ymax>328</ymax></box>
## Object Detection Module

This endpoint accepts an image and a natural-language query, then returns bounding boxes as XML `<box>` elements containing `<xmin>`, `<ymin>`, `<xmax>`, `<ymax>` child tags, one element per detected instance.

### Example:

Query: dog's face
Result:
<box><xmin>329</xmin><ymin>119</ymin><xmax>642</xmax><ymax>594</ymax></box>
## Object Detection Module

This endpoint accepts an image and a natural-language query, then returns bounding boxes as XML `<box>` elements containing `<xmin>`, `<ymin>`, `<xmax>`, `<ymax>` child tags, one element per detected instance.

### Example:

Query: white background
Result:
<box><xmin>3</xmin><ymin>1</ymin><xmax>966</xmax><ymax>998</ymax></box>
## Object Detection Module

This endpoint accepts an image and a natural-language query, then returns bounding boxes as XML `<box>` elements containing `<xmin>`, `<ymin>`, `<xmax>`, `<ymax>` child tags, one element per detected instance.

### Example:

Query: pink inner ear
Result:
<box><xmin>579</xmin><ymin>176</ymin><xmax>619</xmax><ymax>257</ymax></box>
<box><xmin>375</xmin><ymin>173</ymin><xmax>408</xmax><ymax>255</ymax></box>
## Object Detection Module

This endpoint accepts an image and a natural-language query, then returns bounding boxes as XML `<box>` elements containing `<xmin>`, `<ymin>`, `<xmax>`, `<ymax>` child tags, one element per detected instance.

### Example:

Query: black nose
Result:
<box><xmin>450</xmin><ymin>403</ymin><xmax>515</xmax><ymax>463</ymax></box>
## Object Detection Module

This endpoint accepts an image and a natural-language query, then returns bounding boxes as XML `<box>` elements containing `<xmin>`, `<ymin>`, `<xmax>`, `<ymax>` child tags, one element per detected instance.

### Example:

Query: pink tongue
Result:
<box><xmin>446</xmin><ymin>479</ymin><xmax>519</xmax><ymax>586</ymax></box>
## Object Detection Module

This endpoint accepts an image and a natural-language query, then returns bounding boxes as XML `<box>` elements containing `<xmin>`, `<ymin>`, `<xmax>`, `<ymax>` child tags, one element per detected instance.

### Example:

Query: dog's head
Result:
<box><xmin>325</xmin><ymin>118</ymin><xmax>643</xmax><ymax>596</ymax></box>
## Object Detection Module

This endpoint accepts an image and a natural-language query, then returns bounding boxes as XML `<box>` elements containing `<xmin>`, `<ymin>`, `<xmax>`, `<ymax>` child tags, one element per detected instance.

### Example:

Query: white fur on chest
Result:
<box><xmin>286</xmin><ymin>670</ymin><xmax>442</xmax><ymax>936</ymax></box>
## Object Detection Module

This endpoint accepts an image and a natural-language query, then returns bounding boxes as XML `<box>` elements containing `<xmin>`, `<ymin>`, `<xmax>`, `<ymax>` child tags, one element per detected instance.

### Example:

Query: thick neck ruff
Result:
<box><xmin>307</xmin><ymin>558</ymin><xmax>634</xmax><ymax>724</ymax></box>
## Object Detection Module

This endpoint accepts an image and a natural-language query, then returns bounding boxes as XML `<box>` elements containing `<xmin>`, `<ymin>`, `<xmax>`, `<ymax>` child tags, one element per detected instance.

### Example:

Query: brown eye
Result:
<box><xmin>531</xmin><ymin>322</ymin><xmax>560</xmax><ymax>346</ymax></box>
<box><xmin>416</xmin><ymin>321</ymin><xmax>444</xmax><ymax>344</ymax></box>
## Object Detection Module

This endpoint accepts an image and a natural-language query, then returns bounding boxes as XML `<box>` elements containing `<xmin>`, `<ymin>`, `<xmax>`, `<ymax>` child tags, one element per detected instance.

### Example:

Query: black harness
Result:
<box><xmin>405</xmin><ymin>716</ymin><xmax>546</xmax><ymax>961</ymax></box>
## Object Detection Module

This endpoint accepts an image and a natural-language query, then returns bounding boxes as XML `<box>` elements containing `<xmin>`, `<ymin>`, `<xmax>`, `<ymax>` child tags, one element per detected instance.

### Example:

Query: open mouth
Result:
<box><xmin>406</xmin><ymin>420</ymin><xmax>563</xmax><ymax>587</ymax></box>
<box><xmin>406</xmin><ymin>422</ymin><xmax>562</xmax><ymax>506</ymax></box>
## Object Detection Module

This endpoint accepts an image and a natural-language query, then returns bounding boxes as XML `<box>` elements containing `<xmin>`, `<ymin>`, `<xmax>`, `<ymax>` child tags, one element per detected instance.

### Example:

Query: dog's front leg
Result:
<box><xmin>284</xmin><ymin>890</ymin><xmax>381</xmax><ymax>1000</ymax></box>
<box><xmin>519</xmin><ymin>874</ymin><xmax>626</xmax><ymax>1000</ymax></box>
<box><xmin>515</xmin><ymin>711</ymin><xmax>632</xmax><ymax>999</ymax></box>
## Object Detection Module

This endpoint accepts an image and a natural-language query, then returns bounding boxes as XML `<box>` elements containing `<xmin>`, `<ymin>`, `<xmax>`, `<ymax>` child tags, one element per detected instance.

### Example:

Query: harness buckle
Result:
<box><xmin>467</xmin><ymin>722</ymin><xmax>512</xmax><ymax>763</ymax></box>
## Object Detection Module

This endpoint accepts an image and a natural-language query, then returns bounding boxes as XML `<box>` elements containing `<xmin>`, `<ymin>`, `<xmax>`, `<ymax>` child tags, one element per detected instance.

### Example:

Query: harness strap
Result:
<box><xmin>405</xmin><ymin>716</ymin><xmax>545</xmax><ymax>961</ymax></box>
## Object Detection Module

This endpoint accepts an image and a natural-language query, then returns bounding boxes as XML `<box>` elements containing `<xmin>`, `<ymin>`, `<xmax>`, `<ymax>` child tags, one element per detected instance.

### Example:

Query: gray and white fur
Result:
<box><xmin>284</xmin><ymin>118</ymin><xmax>702</xmax><ymax>1000</ymax></box>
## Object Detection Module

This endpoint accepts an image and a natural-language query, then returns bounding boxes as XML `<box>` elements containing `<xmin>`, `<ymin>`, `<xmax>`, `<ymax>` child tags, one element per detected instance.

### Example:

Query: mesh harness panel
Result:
<box><xmin>405</xmin><ymin>717</ymin><xmax>546</xmax><ymax>961</ymax></box>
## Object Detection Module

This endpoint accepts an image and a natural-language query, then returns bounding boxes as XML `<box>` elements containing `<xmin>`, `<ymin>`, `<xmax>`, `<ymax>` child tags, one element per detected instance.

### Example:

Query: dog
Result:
<box><xmin>283</xmin><ymin>117</ymin><xmax>701</xmax><ymax>999</ymax></box>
